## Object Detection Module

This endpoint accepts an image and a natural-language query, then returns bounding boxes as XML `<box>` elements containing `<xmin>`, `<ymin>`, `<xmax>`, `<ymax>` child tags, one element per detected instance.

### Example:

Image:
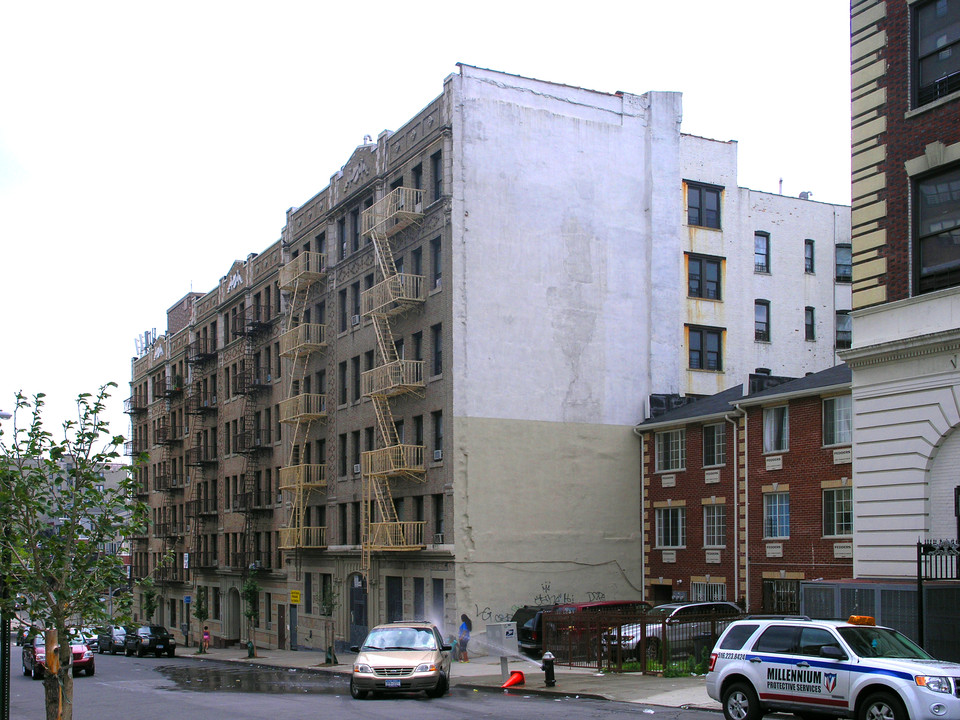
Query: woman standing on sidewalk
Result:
<box><xmin>458</xmin><ymin>614</ymin><xmax>472</xmax><ymax>662</ymax></box>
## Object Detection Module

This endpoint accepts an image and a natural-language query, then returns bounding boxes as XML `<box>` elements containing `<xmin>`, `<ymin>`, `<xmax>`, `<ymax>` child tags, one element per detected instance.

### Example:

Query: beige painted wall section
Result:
<box><xmin>452</xmin><ymin>416</ymin><xmax>644</xmax><ymax>625</ymax></box>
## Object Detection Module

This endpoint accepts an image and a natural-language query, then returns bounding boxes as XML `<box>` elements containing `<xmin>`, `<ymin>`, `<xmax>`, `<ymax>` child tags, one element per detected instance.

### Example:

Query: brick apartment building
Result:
<box><xmin>127</xmin><ymin>64</ymin><xmax>851</xmax><ymax>651</ymax></box>
<box><xmin>637</xmin><ymin>365</ymin><xmax>853</xmax><ymax>613</ymax></box>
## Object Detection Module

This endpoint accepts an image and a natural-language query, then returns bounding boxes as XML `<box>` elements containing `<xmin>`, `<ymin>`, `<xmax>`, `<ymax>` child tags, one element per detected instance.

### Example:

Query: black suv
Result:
<box><xmin>124</xmin><ymin>625</ymin><xmax>176</xmax><ymax>657</ymax></box>
<box><xmin>511</xmin><ymin>605</ymin><xmax>557</xmax><ymax>656</ymax></box>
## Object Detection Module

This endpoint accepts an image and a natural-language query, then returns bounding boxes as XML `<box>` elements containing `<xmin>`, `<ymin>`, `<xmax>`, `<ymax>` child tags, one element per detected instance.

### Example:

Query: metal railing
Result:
<box><xmin>279</xmin><ymin>393</ymin><xmax>327</xmax><ymax>423</ymax></box>
<box><xmin>362</xmin><ymin>444</ymin><xmax>424</xmax><ymax>477</ymax></box>
<box><xmin>361</xmin><ymin>187</ymin><xmax>423</xmax><ymax>238</ymax></box>
<box><xmin>367</xmin><ymin>521</ymin><xmax>425</xmax><ymax>550</ymax></box>
<box><xmin>361</xmin><ymin>274</ymin><xmax>425</xmax><ymax>317</ymax></box>
<box><xmin>278</xmin><ymin>463</ymin><xmax>325</xmax><ymax>492</ymax></box>
<box><xmin>361</xmin><ymin>360</ymin><xmax>424</xmax><ymax>397</ymax></box>
<box><xmin>279</xmin><ymin>251</ymin><xmax>326</xmax><ymax>290</ymax></box>
<box><xmin>279</xmin><ymin>324</ymin><xmax>326</xmax><ymax>357</ymax></box>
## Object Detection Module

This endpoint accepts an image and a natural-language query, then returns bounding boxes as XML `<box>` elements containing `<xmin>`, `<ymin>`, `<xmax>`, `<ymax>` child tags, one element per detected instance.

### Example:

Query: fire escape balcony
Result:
<box><xmin>134</xmin><ymin>481</ymin><xmax>149</xmax><ymax>500</ymax></box>
<box><xmin>361</xmin><ymin>274</ymin><xmax>425</xmax><ymax>317</ymax></box>
<box><xmin>186</xmin><ymin>389</ymin><xmax>217</xmax><ymax>415</ymax></box>
<box><xmin>196</xmin><ymin>497</ymin><xmax>218</xmax><ymax>517</ymax></box>
<box><xmin>236</xmin><ymin>426</ymin><xmax>271</xmax><ymax>454</ymax></box>
<box><xmin>362</xmin><ymin>360</ymin><xmax>424</xmax><ymax>398</ymax></box>
<box><xmin>155</xmin><ymin>466</ymin><xmax>186</xmax><ymax>492</ymax></box>
<box><xmin>157</xmin><ymin>522</ymin><xmax>186</xmax><ymax>539</ymax></box>
<box><xmin>279</xmin><ymin>393</ymin><xmax>327</xmax><ymax>424</ymax></box>
<box><xmin>278</xmin><ymin>463</ymin><xmax>326</xmax><ymax>492</ymax></box>
<box><xmin>191</xmin><ymin>552</ymin><xmax>219</xmax><ymax>570</ymax></box>
<box><xmin>156</xmin><ymin>423</ymin><xmax>183</xmax><ymax>445</ymax></box>
<box><xmin>367</xmin><ymin>521</ymin><xmax>425</xmax><ymax>551</ymax></box>
<box><xmin>157</xmin><ymin>565</ymin><xmax>189</xmax><ymax>584</ymax></box>
<box><xmin>236</xmin><ymin>367</ymin><xmax>271</xmax><ymax>395</ymax></box>
<box><xmin>131</xmin><ymin>564</ymin><xmax>149</xmax><ymax>581</ymax></box>
<box><xmin>124</xmin><ymin>393</ymin><xmax>148</xmax><ymax>414</ymax></box>
<box><xmin>236</xmin><ymin>489</ymin><xmax>275</xmax><ymax>513</ymax></box>
<box><xmin>163</xmin><ymin>375</ymin><xmax>185</xmax><ymax>397</ymax></box>
<box><xmin>186</xmin><ymin>444</ymin><xmax>218</xmax><ymax>466</ymax></box>
<box><xmin>279</xmin><ymin>526</ymin><xmax>326</xmax><ymax>550</ymax></box>
<box><xmin>361</xmin><ymin>187</ymin><xmax>424</xmax><ymax>239</ymax></box>
<box><xmin>231</xmin><ymin>304</ymin><xmax>272</xmax><ymax>337</ymax></box>
<box><xmin>279</xmin><ymin>323</ymin><xmax>327</xmax><ymax>357</ymax></box>
<box><xmin>279</xmin><ymin>251</ymin><xmax>326</xmax><ymax>291</ymax></box>
<box><xmin>362</xmin><ymin>444</ymin><xmax>425</xmax><ymax>478</ymax></box>
<box><xmin>123</xmin><ymin>438</ymin><xmax>148</xmax><ymax>457</ymax></box>
<box><xmin>186</xmin><ymin>338</ymin><xmax>216</xmax><ymax>365</ymax></box>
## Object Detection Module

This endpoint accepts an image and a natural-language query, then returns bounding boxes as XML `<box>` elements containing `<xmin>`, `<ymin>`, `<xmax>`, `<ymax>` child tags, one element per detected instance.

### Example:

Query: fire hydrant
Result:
<box><xmin>246</xmin><ymin>640</ymin><xmax>255</xmax><ymax>658</ymax></box>
<box><xmin>541</xmin><ymin>651</ymin><xmax>556</xmax><ymax>687</ymax></box>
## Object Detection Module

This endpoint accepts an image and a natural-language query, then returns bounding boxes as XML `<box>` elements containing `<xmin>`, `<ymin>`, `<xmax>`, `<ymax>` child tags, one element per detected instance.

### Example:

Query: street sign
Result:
<box><xmin>184</xmin><ymin>596</ymin><xmax>191</xmax><ymax>604</ymax></box>
<box><xmin>290</xmin><ymin>590</ymin><xmax>301</xmax><ymax>604</ymax></box>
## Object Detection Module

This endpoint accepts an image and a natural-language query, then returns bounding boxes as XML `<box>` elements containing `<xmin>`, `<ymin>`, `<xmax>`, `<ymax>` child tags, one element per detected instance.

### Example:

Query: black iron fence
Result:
<box><xmin>542</xmin><ymin>610</ymin><xmax>744</xmax><ymax>673</ymax></box>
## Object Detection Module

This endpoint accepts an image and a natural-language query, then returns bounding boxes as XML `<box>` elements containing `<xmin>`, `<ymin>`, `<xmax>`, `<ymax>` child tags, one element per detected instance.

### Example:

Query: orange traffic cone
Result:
<box><xmin>501</xmin><ymin>670</ymin><xmax>525</xmax><ymax>688</ymax></box>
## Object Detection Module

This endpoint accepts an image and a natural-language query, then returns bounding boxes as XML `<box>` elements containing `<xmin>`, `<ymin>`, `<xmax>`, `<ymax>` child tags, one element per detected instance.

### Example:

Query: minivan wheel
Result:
<box><xmin>349</xmin><ymin>678</ymin><xmax>368</xmax><ymax>700</ymax></box>
<box><xmin>425</xmin><ymin>673</ymin><xmax>448</xmax><ymax>698</ymax></box>
<box><xmin>722</xmin><ymin>681</ymin><xmax>762</xmax><ymax>720</ymax></box>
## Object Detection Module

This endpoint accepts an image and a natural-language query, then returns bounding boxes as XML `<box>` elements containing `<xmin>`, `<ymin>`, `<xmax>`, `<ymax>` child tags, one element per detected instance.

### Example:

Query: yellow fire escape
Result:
<box><xmin>360</xmin><ymin>187</ymin><xmax>428</xmax><ymax>573</ymax></box>
<box><xmin>278</xmin><ymin>252</ymin><xmax>328</xmax><ymax>552</ymax></box>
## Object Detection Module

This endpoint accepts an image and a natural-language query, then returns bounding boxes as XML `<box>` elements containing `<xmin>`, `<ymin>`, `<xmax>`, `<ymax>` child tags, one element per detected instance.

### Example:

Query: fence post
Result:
<box><xmin>917</xmin><ymin>540</ymin><xmax>925</xmax><ymax>649</ymax></box>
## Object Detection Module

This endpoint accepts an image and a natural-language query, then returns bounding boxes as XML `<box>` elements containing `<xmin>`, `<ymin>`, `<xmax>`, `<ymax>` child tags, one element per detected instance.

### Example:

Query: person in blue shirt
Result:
<box><xmin>458</xmin><ymin>614</ymin><xmax>472</xmax><ymax>662</ymax></box>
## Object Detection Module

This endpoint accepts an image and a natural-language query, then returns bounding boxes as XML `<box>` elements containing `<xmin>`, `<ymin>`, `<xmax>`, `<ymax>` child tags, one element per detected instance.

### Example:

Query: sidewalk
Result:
<box><xmin>180</xmin><ymin>644</ymin><xmax>721</xmax><ymax>709</ymax></box>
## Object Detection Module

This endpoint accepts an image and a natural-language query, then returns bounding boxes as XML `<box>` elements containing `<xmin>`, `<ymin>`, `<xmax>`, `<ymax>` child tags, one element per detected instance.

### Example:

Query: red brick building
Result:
<box><xmin>637</xmin><ymin>365</ymin><xmax>852</xmax><ymax>612</ymax></box>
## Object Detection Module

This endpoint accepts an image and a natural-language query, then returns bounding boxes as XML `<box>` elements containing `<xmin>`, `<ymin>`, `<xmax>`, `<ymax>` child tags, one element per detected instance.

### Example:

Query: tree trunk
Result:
<box><xmin>42</xmin><ymin>631</ymin><xmax>74</xmax><ymax>720</ymax></box>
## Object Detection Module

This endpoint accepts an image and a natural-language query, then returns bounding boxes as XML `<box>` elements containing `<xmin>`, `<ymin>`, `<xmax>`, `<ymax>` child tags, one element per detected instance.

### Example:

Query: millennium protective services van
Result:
<box><xmin>706</xmin><ymin>615</ymin><xmax>960</xmax><ymax>720</ymax></box>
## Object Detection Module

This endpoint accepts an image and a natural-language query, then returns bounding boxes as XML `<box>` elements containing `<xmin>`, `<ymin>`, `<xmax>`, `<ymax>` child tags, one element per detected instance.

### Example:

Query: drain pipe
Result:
<box><xmin>724</xmin><ymin>410</ymin><xmax>743</xmax><ymax>608</ymax></box>
<box><xmin>734</xmin><ymin>403</ymin><xmax>749</xmax><ymax>611</ymax></box>
<box><xmin>634</xmin><ymin>424</ymin><xmax>646</xmax><ymax>603</ymax></box>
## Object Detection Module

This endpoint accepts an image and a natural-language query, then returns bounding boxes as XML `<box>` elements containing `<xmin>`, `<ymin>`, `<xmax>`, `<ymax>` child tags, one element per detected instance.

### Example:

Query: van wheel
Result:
<box><xmin>349</xmin><ymin>678</ymin><xmax>368</xmax><ymax>700</ymax></box>
<box><xmin>425</xmin><ymin>673</ymin><xmax>448</xmax><ymax>698</ymax></box>
<box><xmin>722</xmin><ymin>682</ymin><xmax>762</xmax><ymax>720</ymax></box>
<box><xmin>860</xmin><ymin>692</ymin><xmax>907</xmax><ymax>720</ymax></box>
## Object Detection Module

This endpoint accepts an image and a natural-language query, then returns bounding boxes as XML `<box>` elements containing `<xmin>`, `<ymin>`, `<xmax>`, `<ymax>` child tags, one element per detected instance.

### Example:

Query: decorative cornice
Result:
<box><xmin>840</xmin><ymin>328</ymin><xmax>960</xmax><ymax>368</ymax></box>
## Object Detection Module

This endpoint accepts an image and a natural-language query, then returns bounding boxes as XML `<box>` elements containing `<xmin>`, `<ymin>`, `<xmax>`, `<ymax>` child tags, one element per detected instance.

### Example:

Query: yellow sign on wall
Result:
<box><xmin>290</xmin><ymin>590</ymin><xmax>301</xmax><ymax>605</ymax></box>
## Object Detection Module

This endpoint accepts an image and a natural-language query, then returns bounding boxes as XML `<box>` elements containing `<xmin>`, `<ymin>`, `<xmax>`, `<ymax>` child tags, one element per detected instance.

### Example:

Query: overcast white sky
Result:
<box><xmin>0</xmin><ymin>1</ymin><xmax>851</xmax><ymax>443</ymax></box>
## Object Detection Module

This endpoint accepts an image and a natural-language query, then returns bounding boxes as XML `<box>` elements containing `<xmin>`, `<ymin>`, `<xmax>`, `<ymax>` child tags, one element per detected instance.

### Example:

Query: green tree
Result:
<box><xmin>138</xmin><ymin>576</ymin><xmax>159</xmax><ymax>625</ymax></box>
<box><xmin>192</xmin><ymin>586</ymin><xmax>209</xmax><ymax>653</ymax></box>
<box><xmin>241</xmin><ymin>577</ymin><xmax>261</xmax><ymax>657</ymax></box>
<box><xmin>0</xmin><ymin>387</ymin><xmax>146</xmax><ymax>720</ymax></box>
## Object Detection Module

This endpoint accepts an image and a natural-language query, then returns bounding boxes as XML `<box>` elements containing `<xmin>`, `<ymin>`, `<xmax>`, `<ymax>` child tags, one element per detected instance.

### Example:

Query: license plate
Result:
<box><xmin>385</xmin><ymin>679</ymin><xmax>401</xmax><ymax>688</ymax></box>
<box><xmin>156</xmin><ymin>644</ymin><xmax>164</xmax><ymax>649</ymax></box>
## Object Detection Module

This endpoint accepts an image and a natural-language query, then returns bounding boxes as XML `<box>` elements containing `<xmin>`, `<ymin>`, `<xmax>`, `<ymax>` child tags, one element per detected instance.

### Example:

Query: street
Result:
<box><xmin>7</xmin><ymin>644</ymin><xmax>721</xmax><ymax>720</ymax></box>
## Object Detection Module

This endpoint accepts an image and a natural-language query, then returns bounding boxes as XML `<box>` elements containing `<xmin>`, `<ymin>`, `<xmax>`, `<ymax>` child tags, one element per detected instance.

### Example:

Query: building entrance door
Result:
<box><xmin>278</xmin><ymin>604</ymin><xmax>286</xmax><ymax>649</ymax></box>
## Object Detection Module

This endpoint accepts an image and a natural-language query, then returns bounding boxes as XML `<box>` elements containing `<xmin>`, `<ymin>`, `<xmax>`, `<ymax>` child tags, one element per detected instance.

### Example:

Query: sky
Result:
<box><xmin>0</xmin><ymin>1</ymin><xmax>852</xmax><ymax>445</ymax></box>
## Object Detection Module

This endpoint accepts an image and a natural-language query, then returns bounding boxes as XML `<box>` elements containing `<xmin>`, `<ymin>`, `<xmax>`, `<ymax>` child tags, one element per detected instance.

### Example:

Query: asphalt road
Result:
<box><xmin>8</xmin><ymin>644</ymin><xmax>720</xmax><ymax>720</ymax></box>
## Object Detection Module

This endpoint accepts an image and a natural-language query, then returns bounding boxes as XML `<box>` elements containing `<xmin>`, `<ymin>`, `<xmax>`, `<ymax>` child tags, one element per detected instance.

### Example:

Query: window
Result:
<box><xmin>763</xmin><ymin>406</ymin><xmax>789</xmax><ymax>453</ymax></box>
<box><xmin>824</xmin><ymin>487</ymin><xmax>853</xmax><ymax>536</ymax></box>
<box><xmin>763</xmin><ymin>492</ymin><xmax>790</xmax><ymax>538</ymax></box>
<box><xmin>351</xmin><ymin>356</ymin><xmax>361</xmax><ymax>402</ymax></box>
<box><xmin>431</xmin><ymin>151</ymin><xmax>442</xmax><ymax>201</ymax></box>
<box><xmin>304</xmin><ymin>573</ymin><xmax>313</xmax><ymax>614</ymax></box>
<box><xmin>338</xmin><ymin>289</ymin><xmax>347</xmax><ymax>333</ymax></box>
<box><xmin>916</xmin><ymin>165</ymin><xmax>960</xmax><ymax>292</ymax></box>
<box><xmin>412</xmin><ymin>246</ymin><xmax>423</xmax><ymax>276</ymax></box>
<box><xmin>761</xmin><ymin>580</ymin><xmax>800</xmax><ymax>614</ymax></box>
<box><xmin>412</xmin><ymin>163</ymin><xmax>423</xmax><ymax>190</ymax></box>
<box><xmin>754</xmin><ymin>232</ymin><xmax>770</xmax><ymax>273</ymax></box>
<box><xmin>804</xmin><ymin>239</ymin><xmax>815</xmax><ymax>273</ymax></box>
<box><xmin>835</xmin><ymin>244</ymin><xmax>852</xmax><ymax>282</ymax></box>
<box><xmin>350</xmin><ymin>208</ymin><xmax>360</xmax><ymax>253</ymax></box>
<box><xmin>687</xmin><ymin>182</ymin><xmax>721</xmax><ymax>228</ymax></box>
<box><xmin>656</xmin><ymin>507</ymin><xmax>686</xmax><ymax>548</ymax></box>
<box><xmin>431</xmin><ymin>324</ymin><xmax>442</xmax><ymax>375</ymax></box>
<box><xmin>805</xmin><ymin>307</ymin><xmax>816</xmax><ymax>341</ymax></box>
<box><xmin>754</xmin><ymin>300</ymin><xmax>770</xmax><ymax>342</ymax></box>
<box><xmin>703</xmin><ymin>504</ymin><xmax>726</xmax><ymax>547</ymax></box>
<box><xmin>691</xmin><ymin>582</ymin><xmax>727</xmax><ymax>602</ymax></box>
<box><xmin>338</xmin><ymin>217</ymin><xmax>346</xmax><ymax>261</ymax></box>
<box><xmin>338</xmin><ymin>362</ymin><xmax>347</xmax><ymax>405</ymax></box>
<box><xmin>836</xmin><ymin>311</ymin><xmax>852</xmax><ymax>349</ymax></box>
<box><xmin>689</xmin><ymin>326</ymin><xmax>723</xmax><ymax>371</ymax></box>
<box><xmin>687</xmin><ymin>254</ymin><xmax>722</xmax><ymax>300</ymax></box>
<box><xmin>915</xmin><ymin>0</ymin><xmax>960</xmax><ymax>106</ymax></box>
<box><xmin>430</xmin><ymin>236</ymin><xmax>442</xmax><ymax>289</ymax></box>
<box><xmin>703</xmin><ymin>423</ymin><xmax>725</xmax><ymax>467</ymax></box>
<box><xmin>655</xmin><ymin>429</ymin><xmax>685</xmax><ymax>472</ymax></box>
<box><xmin>432</xmin><ymin>410</ymin><xmax>443</xmax><ymax>456</ymax></box>
<box><xmin>823</xmin><ymin>395</ymin><xmax>852</xmax><ymax>446</ymax></box>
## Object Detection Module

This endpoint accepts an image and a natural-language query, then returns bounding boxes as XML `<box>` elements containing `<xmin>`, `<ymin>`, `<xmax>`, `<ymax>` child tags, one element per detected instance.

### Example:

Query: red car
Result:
<box><xmin>21</xmin><ymin>635</ymin><xmax>96</xmax><ymax>678</ymax></box>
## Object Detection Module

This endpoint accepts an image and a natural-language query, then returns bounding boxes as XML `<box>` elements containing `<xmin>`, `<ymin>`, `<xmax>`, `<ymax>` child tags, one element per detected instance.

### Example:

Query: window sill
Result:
<box><xmin>702</xmin><ymin>464</ymin><xmax>725</xmax><ymax>470</ymax></box>
<box><xmin>906</xmin><ymin>89</ymin><xmax>960</xmax><ymax>119</ymax></box>
<box><xmin>686</xmin><ymin>224</ymin><xmax>722</xmax><ymax>232</ymax></box>
<box><xmin>655</xmin><ymin>468</ymin><xmax>685</xmax><ymax>474</ymax></box>
<box><xmin>655</xmin><ymin>546</ymin><xmax>687</xmax><ymax>551</ymax></box>
<box><xmin>763</xmin><ymin>537</ymin><xmax>789</xmax><ymax>541</ymax></box>
<box><xmin>687</xmin><ymin>295</ymin><xmax>722</xmax><ymax>303</ymax></box>
<box><xmin>762</xmin><ymin>450</ymin><xmax>788</xmax><ymax>456</ymax></box>
<box><xmin>688</xmin><ymin>367</ymin><xmax>723</xmax><ymax>373</ymax></box>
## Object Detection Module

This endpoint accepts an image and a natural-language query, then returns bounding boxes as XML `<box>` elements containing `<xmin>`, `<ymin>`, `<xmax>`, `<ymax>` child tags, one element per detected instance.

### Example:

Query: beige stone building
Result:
<box><xmin>128</xmin><ymin>64</ymin><xmax>851</xmax><ymax>652</ymax></box>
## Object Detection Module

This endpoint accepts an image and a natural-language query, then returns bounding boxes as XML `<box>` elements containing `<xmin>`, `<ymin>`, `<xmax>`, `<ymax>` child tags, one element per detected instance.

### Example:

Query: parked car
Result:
<box><xmin>97</xmin><ymin>625</ymin><xmax>129</xmax><ymax>655</ymax></box>
<box><xmin>15</xmin><ymin>627</ymin><xmax>31</xmax><ymax>646</ymax></box>
<box><xmin>73</xmin><ymin>627</ymin><xmax>98</xmax><ymax>653</ymax></box>
<box><xmin>706</xmin><ymin>614</ymin><xmax>960</xmax><ymax>720</ymax></box>
<box><xmin>349</xmin><ymin>621</ymin><xmax>452</xmax><ymax>699</ymax></box>
<box><xmin>22</xmin><ymin>635</ymin><xmax>95</xmax><ymax>678</ymax></box>
<box><xmin>511</xmin><ymin>605</ymin><xmax>557</xmax><ymax>656</ymax></box>
<box><xmin>605</xmin><ymin>601</ymin><xmax>742</xmax><ymax>661</ymax></box>
<box><xmin>124</xmin><ymin>625</ymin><xmax>177</xmax><ymax>657</ymax></box>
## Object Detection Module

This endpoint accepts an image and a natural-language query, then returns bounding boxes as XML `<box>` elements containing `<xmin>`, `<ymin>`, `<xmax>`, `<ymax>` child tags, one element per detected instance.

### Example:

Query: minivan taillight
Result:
<box><xmin>708</xmin><ymin>652</ymin><xmax>718</xmax><ymax>672</ymax></box>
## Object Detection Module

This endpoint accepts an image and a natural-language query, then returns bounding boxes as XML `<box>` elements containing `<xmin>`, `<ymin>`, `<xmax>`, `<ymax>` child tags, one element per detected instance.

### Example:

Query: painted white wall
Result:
<box><xmin>680</xmin><ymin>134</ymin><xmax>852</xmax><ymax>398</ymax></box>
<box><xmin>846</xmin><ymin>287</ymin><xmax>960</xmax><ymax>577</ymax></box>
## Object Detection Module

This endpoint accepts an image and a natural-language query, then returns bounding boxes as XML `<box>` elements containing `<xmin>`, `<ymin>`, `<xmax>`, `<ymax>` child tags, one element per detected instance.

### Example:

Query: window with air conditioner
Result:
<box><xmin>433</xmin><ymin>449</ymin><xmax>443</xmax><ymax>462</ymax></box>
<box><xmin>353</xmin><ymin>464</ymin><xmax>361</xmax><ymax>475</ymax></box>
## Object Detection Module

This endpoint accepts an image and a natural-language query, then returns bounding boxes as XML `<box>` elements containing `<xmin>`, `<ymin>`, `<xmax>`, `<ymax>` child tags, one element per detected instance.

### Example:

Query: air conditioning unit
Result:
<box><xmin>353</xmin><ymin>463</ymin><xmax>362</xmax><ymax>474</ymax></box>
<box><xmin>351</xmin><ymin>314</ymin><xmax>361</xmax><ymax>326</ymax></box>
<box><xmin>433</xmin><ymin>449</ymin><xmax>443</xmax><ymax>461</ymax></box>
<box><xmin>433</xmin><ymin>533</ymin><xmax>444</xmax><ymax>544</ymax></box>
<box><xmin>414</xmin><ymin>202</ymin><xmax>423</xmax><ymax>213</ymax></box>
<box><xmin>434</xmin><ymin>278</ymin><xmax>442</xmax><ymax>289</ymax></box>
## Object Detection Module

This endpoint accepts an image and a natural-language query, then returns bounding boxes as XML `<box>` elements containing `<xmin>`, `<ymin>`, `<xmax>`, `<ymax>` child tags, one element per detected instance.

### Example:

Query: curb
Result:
<box><xmin>456</xmin><ymin>681</ymin><xmax>609</xmax><ymax>702</ymax></box>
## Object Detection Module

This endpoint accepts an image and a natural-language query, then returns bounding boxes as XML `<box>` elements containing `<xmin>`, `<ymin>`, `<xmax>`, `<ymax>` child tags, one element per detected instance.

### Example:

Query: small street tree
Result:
<box><xmin>241</xmin><ymin>576</ymin><xmax>261</xmax><ymax>657</ymax></box>
<box><xmin>138</xmin><ymin>576</ymin><xmax>159</xmax><ymax>624</ymax></box>
<box><xmin>0</xmin><ymin>387</ymin><xmax>146</xmax><ymax>720</ymax></box>
<box><xmin>192</xmin><ymin>586</ymin><xmax>209</xmax><ymax>653</ymax></box>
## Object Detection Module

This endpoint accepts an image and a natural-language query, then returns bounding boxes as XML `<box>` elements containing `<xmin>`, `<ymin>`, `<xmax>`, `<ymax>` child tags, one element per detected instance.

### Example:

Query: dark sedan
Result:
<box><xmin>124</xmin><ymin>625</ymin><xmax>176</xmax><ymax>657</ymax></box>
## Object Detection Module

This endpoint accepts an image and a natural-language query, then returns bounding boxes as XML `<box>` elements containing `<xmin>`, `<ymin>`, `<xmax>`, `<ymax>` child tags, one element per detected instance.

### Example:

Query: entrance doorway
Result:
<box><xmin>226</xmin><ymin>587</ymin><xmax>241</xmax><ymax>642</ymax></box>
<box><xmin>278</xmin><ymin>604</ymin><xmax>286</xmax><ymax>649</ymax></box>
<box><xmin>349</xmin><ymin>574</ymin><xmax>367</xmax><ymax>647</ymax></box>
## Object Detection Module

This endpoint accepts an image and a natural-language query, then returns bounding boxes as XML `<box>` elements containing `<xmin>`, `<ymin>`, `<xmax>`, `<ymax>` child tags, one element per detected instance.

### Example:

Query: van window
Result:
<box><xmin>720</xmin><ymin>624</ymin><xmax>759</xmax><ymax>650</ymax></box>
